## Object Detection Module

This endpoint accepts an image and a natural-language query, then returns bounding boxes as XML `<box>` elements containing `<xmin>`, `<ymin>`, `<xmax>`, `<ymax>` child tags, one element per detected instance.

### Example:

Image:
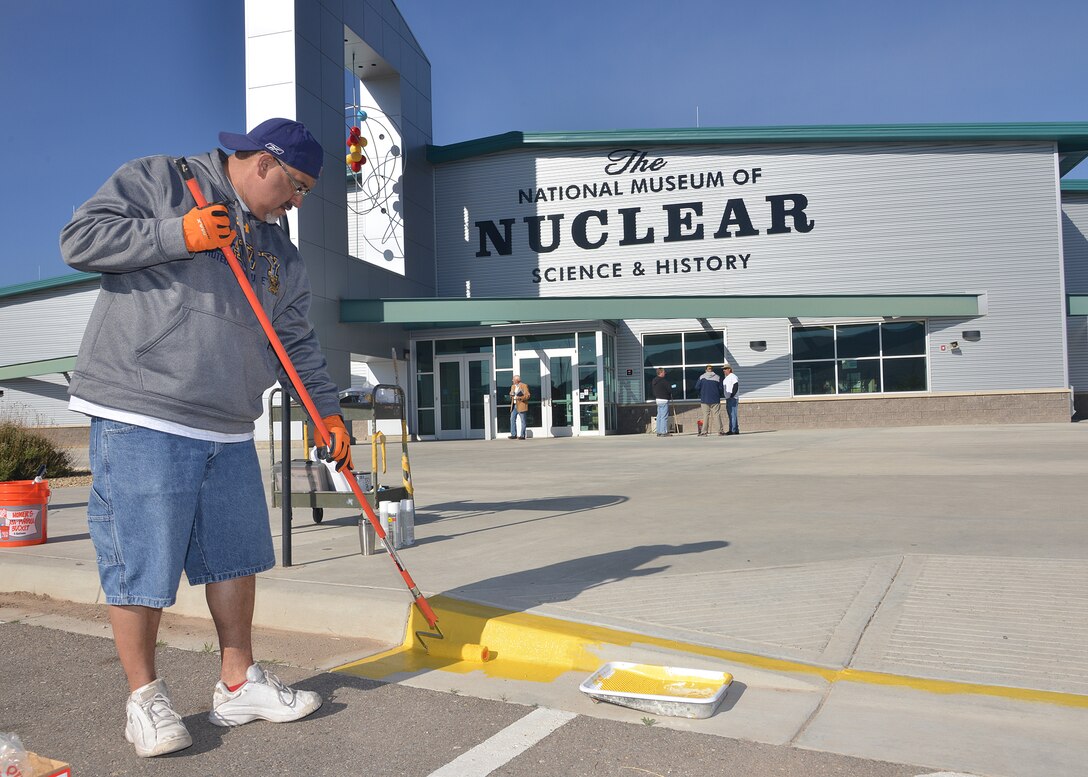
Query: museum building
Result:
<box><xmin>2</xmin><ymin>0</ymin><xmax>1088</xmax><ymax>441</ymax></box>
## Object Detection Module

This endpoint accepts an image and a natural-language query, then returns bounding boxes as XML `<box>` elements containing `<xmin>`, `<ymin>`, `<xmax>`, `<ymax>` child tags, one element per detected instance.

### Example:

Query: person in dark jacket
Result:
<box><xmin>651</xmin><ymin>367</ymin><xmax>672</xmax><ymax>436</ymax></box>
<box><xmin>696</xmin><ymin>364</ymin><xmax>725</xmax><ymax>435</ymax></box>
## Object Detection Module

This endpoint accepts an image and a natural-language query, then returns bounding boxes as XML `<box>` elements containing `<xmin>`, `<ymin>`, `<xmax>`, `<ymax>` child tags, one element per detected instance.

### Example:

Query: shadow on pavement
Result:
<box><xmin>450</xmin><ymin>541</ymin><xmax>730</xmax><ymax>605</ymax></box>
<box><xmin>418</xmin><ymin>494</ymin><xmax>629</xmax><ymax>523</ymax></box>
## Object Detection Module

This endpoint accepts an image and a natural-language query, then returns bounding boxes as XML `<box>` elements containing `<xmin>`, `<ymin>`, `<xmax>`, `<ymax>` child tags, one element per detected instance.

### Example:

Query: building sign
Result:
<box><xmin>435</xmin><ymin>139</ymin><xmax>1042</xmax><ymax>301</ymax></box>
<box><xmin>471</xmin><ymin>149</ymin><xmax>815</xmax><ymax>286</ymax></box>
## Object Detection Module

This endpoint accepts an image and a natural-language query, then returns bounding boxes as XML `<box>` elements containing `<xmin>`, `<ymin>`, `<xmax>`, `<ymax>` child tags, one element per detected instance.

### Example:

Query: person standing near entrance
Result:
<box><xmin>651</xmin><ymin>367</ymin><xmax>672</xmax><ymax>436</ymax></box>
<box><xmin>723</xmin><ymin>364</ymin><xmax>740</xmax><ymax>434</ymax></box>
<box><xmin>509</xmin><ymin>375</ymin><xmax>531</xmax><ymax>439</ymax></box>
<box><xmin>696</xmin><ymin>364</ymin><xmax>725</xmax><ymax>436</ymax></box>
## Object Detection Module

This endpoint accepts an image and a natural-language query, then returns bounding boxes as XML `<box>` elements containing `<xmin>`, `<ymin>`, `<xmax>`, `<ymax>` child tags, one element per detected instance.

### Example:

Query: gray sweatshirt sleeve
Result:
<box><xmin>60</xmin><ymin>157</ymin><xmax>193</xmax><ymax>272</ymax></box>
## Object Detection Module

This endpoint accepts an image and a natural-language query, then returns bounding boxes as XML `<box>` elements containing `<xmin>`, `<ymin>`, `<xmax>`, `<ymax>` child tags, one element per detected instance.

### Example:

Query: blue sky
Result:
<box><xmin>1</xmin><ymin>0</ymin><xmax>1086</xmax><ymax>288</ymax></box>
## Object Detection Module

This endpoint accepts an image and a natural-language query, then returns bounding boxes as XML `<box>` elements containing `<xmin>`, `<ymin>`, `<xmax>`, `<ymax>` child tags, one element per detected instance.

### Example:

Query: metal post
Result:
<box><xmin>281</xmin><ymin>389</ymin><xmax>292</xmax><ymax>567</ymax></box>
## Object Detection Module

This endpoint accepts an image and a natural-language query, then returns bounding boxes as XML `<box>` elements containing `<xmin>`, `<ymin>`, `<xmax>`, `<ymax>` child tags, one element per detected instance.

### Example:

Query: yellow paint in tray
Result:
<box><xmin>589</xmin><ymin>663</ymin><xmax>732</xmax><ymax>700</ymax></box>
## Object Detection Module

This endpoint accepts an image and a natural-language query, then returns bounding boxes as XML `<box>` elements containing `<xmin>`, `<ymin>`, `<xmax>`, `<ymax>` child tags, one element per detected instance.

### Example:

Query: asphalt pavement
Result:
<box><xmin>2</xmin><ymin>422</ymin><xmax>1087</xmax><ymax>776</ymax></box>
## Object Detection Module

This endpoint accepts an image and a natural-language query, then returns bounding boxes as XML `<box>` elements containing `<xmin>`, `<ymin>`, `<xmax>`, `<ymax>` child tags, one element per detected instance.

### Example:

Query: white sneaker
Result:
<box><xmin>207</xmin><ymin>664</ymin><xmax>322</xmax><ymax>727</ymax></box>
<box><xmin>124</xmin><ymin>678</ymin><xmax>193</xmax><ymax>758</ymax></box>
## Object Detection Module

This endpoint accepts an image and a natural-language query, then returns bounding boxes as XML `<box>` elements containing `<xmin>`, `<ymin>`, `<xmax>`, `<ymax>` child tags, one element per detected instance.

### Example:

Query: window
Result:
<box><xmin>643</xmin><ymin>331</ymin><xmax>726</xmax><ymax>400</ymax></box>
<box><xmin>577</xmin><ymin>331</ymin><xmax>599</xmax><ymax>432</ymax></box>
<box><xmin>415</xmin><ymin>341</ymin><xmax>435</xmax><ymax>435</ymax></box>
<box><xmin>792</xmin><ymin>321</ymin><xmax>927</xmax><ymax>395</ymax></box>
<box><xmin>435</xmin><ymin>337</ymin><xmax>493</xmax><ymax>355</ymax></box>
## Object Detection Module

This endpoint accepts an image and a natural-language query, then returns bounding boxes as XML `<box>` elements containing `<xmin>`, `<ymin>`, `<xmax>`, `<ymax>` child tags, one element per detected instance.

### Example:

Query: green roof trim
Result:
<box><xmin>341</xmin><ymin>294</ymin><xmax>986</xmax><ymax>326</ymax></box>
<box><xmin>427</xmin><ymin>123</ymin><xmax>1088</xmax><ymax>170</ymax></box>
<box><xmin>0</xmin><ymin>272</ymin><xmax>99</xmax><ymax>301</ymax></box>
<box><xmin>0</xmin><ymin>356</ymin><xmax>78</xmax><ymax>381</ymax></box>
<box><xmin>1062</xmin><ymin>180</ymin><xmax>1088</xmax><ymax>192</ymax></box>
<box><xmin>1069</xmin><ymin>296</ymin><xmax>1088</xmax><ymax>316</ymax></box>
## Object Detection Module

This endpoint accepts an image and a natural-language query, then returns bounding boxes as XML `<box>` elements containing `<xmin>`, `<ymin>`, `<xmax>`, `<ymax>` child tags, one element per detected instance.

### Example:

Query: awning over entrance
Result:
<box><xmin>341</xmin><ymin>294</ymin><xmax>988</xmax><ymax>327</ymax></box>
<box><xmin>0</xmin><ymin>356</ymin><xmax>78</xmax><ymax>381</ymax></box>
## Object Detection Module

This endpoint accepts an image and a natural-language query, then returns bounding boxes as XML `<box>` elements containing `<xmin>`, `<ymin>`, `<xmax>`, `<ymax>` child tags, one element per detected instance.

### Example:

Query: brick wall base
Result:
<box><xmin>620</xmin><ymin>390</ymin><xmax>1075</xmax><ymax>435</ymax></box>
<box><xmin>29</xmin><ymin>390</ymin><xmax>1079</xmax><ymax>441</ymax></box>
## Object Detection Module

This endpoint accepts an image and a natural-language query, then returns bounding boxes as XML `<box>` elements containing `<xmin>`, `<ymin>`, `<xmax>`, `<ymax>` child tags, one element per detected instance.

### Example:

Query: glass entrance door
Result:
<box><xmin>516</xmin><ymin>349</ymin><xmax>576</xmax><ymax>438</ymax></box>
<box><xmin>548</xmin><ymin>354</ymin><xmax>574</xmax><ymax>437</ymax></box>
<box><xmin>436</xmin><ymin>355</ymin><xmax>493</xmax><ymax>440</ymax></box>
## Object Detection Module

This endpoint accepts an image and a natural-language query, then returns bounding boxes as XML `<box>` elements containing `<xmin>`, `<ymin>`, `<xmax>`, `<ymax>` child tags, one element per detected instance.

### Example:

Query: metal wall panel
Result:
<box><xmin>0</xmin><ymin>284</ymin><xmax>99</xmax><ymax>364</ymax></box>
<box><xmin>1062</xmin><ymin>195</ymin><xmax>1088</xmax><ymax>292</ymax></box>
<box><xmin>0</xmin><ymin>375</ymin><xmax>86</xmax><ymax>426</ymax></box>
<box><xmin>435</xmin><ymin>141</ymin><xmax>1066</xmax><ymax>396</ymax></box>
<box><xmin>1062</xmin><ymin>193</ymin><xmax>1088</xmax><ymax>390</ymax></box>
<box><xmin>0</xmin><ymin>283</ymin><xmax>99</xmax><ymax>426</ymax></box>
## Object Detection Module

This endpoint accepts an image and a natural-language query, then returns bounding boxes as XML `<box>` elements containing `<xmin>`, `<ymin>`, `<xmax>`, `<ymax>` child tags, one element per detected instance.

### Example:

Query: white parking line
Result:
<box><xmin>426</xmin><ymin>707</ymin><xmax>578</xmax><ymax>777</ymax></box>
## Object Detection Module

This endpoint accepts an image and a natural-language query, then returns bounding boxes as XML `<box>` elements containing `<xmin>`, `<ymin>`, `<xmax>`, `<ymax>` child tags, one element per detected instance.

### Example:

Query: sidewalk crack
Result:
<box><xmin>844</xmin><ymin>555</ymin><xmax>906</xmax><ymax>669</ymax></box>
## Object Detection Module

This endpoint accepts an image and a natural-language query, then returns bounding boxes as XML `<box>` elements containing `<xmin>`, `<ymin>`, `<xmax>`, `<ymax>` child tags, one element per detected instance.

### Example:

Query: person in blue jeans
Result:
<box><xmin>723</xmin><ymin>365</ymin><xmax>740</xmax><ymax>434</ymax></box>
<box><xmin>696</xmin><ymin>364</ymin><xmax>725</xmax><ymax>435</ymax></box>
<box><xmin>60</xmin><ymin>119</ymin><xmax>346</xmax><ymax>757</ymax></box>
<box><xmin>508</xmin><ymin>375</ymin><xmax>530</xmax><ymax>439</ymax></box>
<box><xmin>651</xmin><ymin>367</ymin><xmax>672</xmax><ymax>436</ymax></box>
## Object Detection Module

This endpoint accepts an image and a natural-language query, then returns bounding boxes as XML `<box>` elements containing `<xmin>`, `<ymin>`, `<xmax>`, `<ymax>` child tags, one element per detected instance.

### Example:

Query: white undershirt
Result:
<box><xmin>69</xmin><ymin>396</ymin><xmax>254</xmax><ymax>443</ymax></box>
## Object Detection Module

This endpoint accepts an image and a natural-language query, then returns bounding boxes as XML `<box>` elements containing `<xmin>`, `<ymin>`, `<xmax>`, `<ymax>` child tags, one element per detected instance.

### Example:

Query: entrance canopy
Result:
<box><xmin>0</xmin><ymin>356</ymin><xmax>78</xmax><ymax>381</ymax></box>
<box><xmin>341</xmin><ymin>294</ymin><xmax>987</xmax><ymax>328</ymax></box>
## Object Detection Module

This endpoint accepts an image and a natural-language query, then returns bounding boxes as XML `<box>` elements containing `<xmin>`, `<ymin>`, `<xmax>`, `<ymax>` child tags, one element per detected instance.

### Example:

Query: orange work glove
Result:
<box><xmin>322</xmin><ymin>415</ymin><xmax>354</xmax><ymax>472</ymax></box>
<box><xmin>182</xmin><ymin>202</ymin><xmax>236</xmax><ymax>253</ymax></box>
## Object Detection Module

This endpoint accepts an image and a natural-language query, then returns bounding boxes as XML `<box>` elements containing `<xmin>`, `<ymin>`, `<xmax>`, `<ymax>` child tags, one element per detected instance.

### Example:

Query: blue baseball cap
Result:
<box><xmin>219</xmin><ymin>118</ymin><xmax>323</xmax><ymax>179</ymax></box>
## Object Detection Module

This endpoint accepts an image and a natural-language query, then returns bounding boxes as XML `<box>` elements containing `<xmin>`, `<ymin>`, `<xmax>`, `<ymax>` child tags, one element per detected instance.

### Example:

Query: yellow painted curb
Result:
<box><xmin>335</xmin><ymin>595</ymin><xmax>1088</xmax><ymax>709</ymax></box>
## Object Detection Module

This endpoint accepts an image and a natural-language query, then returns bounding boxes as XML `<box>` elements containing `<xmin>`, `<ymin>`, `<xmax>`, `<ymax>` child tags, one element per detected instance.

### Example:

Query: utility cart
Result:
<box><xmin>268</xmin><ymin>384</ymin><xmax>410</xmax><ymax>565</ymax></box>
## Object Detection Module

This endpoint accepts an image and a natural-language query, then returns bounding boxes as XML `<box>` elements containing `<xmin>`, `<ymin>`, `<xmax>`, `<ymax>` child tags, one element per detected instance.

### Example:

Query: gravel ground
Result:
<box><xmin>48</xmin><ymin>472</ymin><xmax>93</xmax><ymax>487</ymax></box>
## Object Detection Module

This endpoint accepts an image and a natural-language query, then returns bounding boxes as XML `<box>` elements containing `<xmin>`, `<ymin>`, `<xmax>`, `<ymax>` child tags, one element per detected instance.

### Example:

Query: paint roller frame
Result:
<box><xmin>415</xmin><ymin>622</ymin><xmax>490</xmax><ymax>662</ymax></box>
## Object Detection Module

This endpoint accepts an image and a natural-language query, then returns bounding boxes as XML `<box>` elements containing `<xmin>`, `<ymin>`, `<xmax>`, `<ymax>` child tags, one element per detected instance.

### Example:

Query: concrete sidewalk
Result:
<box><xmin>3</xmin><ymin>423</ymin><xmax>1087</xmax><ymax>776</ymax></box>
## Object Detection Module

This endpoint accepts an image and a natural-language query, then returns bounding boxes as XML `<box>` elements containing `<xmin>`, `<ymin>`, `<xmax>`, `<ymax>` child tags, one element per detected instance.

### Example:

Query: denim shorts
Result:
<box><xmin>87</xmin><ymin>418</ymin><xmax>275</xmax><ymax>607</ymax></box>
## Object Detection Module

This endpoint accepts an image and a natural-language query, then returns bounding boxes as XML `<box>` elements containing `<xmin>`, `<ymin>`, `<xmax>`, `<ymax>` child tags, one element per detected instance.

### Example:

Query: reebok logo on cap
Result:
<box><xmin>219</xmin><ymin>118</ymin><xmax>324</xmax><ymax>179</ymax></box>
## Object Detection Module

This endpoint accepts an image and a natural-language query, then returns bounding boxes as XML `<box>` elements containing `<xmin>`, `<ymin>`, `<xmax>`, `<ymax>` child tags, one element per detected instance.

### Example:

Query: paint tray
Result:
<box><xmin>580</xmin><ymin>661</ymin><xmax>732</xmax><ymax>719</ymax></box>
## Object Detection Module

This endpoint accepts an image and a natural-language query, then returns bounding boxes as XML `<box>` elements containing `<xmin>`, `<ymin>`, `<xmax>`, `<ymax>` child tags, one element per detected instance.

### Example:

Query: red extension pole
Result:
<box><xmin>173</xmin><ymin>157</ymin><xmax>439</xmax><ymax>631</ymax></box>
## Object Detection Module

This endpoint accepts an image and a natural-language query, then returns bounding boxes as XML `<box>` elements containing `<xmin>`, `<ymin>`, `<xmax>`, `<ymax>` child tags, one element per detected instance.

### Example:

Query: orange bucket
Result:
<box><xmin>0</xmin><ymin>479</ymin><xmax>50</xmax><ymax>547</ymax></box>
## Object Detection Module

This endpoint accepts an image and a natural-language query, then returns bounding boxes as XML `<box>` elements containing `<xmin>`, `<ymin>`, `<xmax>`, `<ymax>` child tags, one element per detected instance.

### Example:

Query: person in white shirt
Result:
<box><xmin>723</xmin><ymin>365</ymin><xmax>740</xmax><ymax>435</ymax></box>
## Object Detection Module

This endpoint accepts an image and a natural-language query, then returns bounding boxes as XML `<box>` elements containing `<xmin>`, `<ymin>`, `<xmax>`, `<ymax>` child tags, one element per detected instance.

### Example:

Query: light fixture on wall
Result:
<box><xmin>750</xmin><ymin>340</ymin><xmax>767</xmax><ymax>351</ymax></box>
<box><xmin>962</xmin><ymin>330</ymin><xmax>982</xmax><ymax>341</ymax></box>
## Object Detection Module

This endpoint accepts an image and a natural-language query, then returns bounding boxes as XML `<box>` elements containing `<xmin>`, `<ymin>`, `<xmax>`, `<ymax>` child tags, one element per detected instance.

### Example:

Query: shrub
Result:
<box><xmin>0</xmin><ymin>421</ymin><xmax>74</xmax><ymax>482</ymax></box>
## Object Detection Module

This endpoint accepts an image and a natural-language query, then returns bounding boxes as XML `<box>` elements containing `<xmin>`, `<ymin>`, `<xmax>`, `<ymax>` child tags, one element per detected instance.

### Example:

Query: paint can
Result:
<box><xmin>398</xmin><ymin>498</ymin><xmax>415</xmax><ymax>546</ymax></box>
<box><xmin>358</xmin><ymin>516</ymin><xmax>379</xmax><ymax>555</ymax></box>
<box><xmin>0</xmin><ymin>479</ymin><xmax>50</xmax><ymax>547</ymax></box>
<box><xmin>378</xmin><ymin>500</ymin><xmax>400</xmax><ymax>549</ymax></box>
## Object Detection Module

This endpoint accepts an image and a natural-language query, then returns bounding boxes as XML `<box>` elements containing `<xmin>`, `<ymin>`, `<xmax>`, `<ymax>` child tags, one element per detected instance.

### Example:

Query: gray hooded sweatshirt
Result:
<box><xmin>60</xmin><ymin>150</ymin><xmax>340</xmax><ymax>435</ymax></box>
